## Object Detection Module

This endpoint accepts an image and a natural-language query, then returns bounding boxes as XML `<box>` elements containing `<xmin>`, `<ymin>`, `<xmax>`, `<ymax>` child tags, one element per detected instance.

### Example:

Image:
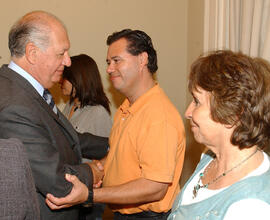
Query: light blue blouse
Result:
<box><xmin>168</xmin><ymin>151</ymin><xmax>270</xmax><ymax>220</ymax></box>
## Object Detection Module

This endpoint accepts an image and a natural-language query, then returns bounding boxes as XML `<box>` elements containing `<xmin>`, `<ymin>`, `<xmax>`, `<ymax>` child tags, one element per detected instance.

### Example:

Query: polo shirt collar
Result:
<box><xmin>120</xmin><ymin>83</ymin><xmax>160</xmax><ymax>115</ymax></box>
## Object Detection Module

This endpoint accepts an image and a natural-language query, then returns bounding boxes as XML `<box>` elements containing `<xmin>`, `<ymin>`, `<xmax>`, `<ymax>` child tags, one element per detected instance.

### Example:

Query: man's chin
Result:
<box><xmin>53</xmin><ymin>76</ymin><xmax>62</xmax><ymax>84</ymax></box>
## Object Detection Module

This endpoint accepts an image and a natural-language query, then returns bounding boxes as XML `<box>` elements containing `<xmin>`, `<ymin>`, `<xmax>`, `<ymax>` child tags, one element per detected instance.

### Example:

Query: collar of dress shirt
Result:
<box><xmin>8</xmin><ymin>61</ymin><xmax>45</xmax><ymax>97</ymax></box>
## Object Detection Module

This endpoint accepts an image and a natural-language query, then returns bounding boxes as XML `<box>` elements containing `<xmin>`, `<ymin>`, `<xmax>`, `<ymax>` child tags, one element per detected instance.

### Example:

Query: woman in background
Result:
<box><xmin>61</xmin><ymin>54</ymin><xmax>112</xmax><ymax>220</ymax></box>
<box><xmin>168</xmin><ymin>50</ymin><xmax>270</xmax><ymax>220</ymax></box>
<box><xmin>61</xmin><ymin>54</ymin><xmax>112</xmax><ymax>137</ymax></box>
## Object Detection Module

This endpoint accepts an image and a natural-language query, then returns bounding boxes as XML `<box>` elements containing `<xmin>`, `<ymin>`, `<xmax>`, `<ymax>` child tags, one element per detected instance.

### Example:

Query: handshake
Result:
<box><xmin>87</xmin><ymin>159</ymin><xmax>105</xmax><ymax>188</ymax></box>
<box><xmin>46</xmin><ymin>159</ymin><xmax>105</xmax><ymax>210</ymax></box>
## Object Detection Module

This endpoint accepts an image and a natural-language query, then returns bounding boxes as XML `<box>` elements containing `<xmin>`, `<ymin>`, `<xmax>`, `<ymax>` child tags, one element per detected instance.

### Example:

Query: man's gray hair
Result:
<box><xmin>8</xmin><ymin>22</ymin><xmax>50</xmax><ymax>57</ymax></box>
<box><xmin>8</xmin><ymin>11</ymin><xmax>65</xmax><ymax>58</ymax></box>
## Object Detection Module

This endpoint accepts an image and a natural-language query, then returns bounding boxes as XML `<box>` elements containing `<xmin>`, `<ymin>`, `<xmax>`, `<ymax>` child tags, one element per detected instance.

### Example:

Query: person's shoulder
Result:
<box><xmin>80</xmin><ymin>105</ymin><xmax>111</xmax><ymax>119</ymax></box>
<box><xmin>145</xmin><ymin>86</ymin><xmax>183</xmax><ymax>122</ymax></box>
<box><xmin>148</xmin><ymin>86</ymin><xmax>178</xmax><ymax>110</ymax></box>
<box><xmin>91</xmin><ymin>105</ymin><xmax>108</xmax><ymax>112</ymax></box>
<box><xmin>0</xmin><ymin>65</ymin><xmax>16</xmax><ymax>83</ymax></box>
<box><xmin>81</xmin><ymin>105</ymin><xmax>107</xmax><ymax>114</ymax></box>
<box><xmin>0</xmin><ymin>67</ymin><xmax>26</xmax><ymax>99</ymax></box>
<box><xmin>0</xmin><ymin>64</ymin><xmax>10</xmax><ymax>73</ymax></box>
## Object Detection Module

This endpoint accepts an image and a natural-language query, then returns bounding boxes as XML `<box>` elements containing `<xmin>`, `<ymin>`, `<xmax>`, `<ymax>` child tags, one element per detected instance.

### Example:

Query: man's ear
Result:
<box><xmin>25</xmin><ymin>42</ymin><xmax>38</xmax><ymax>64</ymax></box>
<box><xmin>139</xmin><ymin>52</ymin><xmax>148</xmax><ymax>70</ymax></box>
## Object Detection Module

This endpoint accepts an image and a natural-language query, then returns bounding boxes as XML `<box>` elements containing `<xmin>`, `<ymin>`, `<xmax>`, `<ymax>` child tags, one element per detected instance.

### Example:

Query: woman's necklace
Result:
<box><xmin>73</xmin><ymin>102</ymin><xmax>80</xmax><ymax>112</ymax></box>
<box><xmin>192</xmin><ymin>148</ymin><xmax>258</xmax><ymax>199</ymax></box>
<box><xmin>68</xmin><ymin>102</ymin><xmax>80</xmax><ymax>119</ymax></box>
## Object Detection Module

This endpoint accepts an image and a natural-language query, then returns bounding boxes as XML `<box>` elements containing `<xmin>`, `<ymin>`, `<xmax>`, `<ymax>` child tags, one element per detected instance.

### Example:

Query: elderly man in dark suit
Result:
<box><xmin>0</xmin><ymin>11</ymin><xmax>108</xmax><ymax>220</ymax></box>
<box><xmin>0</xmin><ymin>138</ymin><xmax>40</xmax><ymax>219</ymax></box>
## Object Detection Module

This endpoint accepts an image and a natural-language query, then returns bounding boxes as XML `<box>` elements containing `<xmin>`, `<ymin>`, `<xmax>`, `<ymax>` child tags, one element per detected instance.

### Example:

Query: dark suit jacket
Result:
<box><xmin>0</xmin><ymin>138</ymin><xmax>40</xmax><ymax>220</ymax></box>
<box><xmin>0</xmin><ymin>65</ymin><xmax>108</xmax><ymax>220</ymax></box>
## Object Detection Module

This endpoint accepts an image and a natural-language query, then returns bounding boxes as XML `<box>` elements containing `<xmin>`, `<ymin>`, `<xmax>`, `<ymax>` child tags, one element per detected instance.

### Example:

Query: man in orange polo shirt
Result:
<box><xmin>46</xmin><ymin>29</ymin><xmax>186</xmax><ymax>219</ymax></box>
<box><xmin>98</xmin><ymin>29</ymin><xmax>185</xmax><ymax>219</ymax></box>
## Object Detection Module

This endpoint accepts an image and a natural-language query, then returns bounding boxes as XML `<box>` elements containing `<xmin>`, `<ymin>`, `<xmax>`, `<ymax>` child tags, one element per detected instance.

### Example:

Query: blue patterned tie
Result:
<box><xmin>43</xmin><ymin>89</ymin><xmax>57</xmax><ymax>114</ymax></box>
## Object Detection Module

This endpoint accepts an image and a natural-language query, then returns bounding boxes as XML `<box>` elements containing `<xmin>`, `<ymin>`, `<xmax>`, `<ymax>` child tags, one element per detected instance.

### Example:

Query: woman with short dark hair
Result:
<box><xmin>168</xmin><ymin>50</ymin><xmax>270</xmax><ymax>220</ymax></box>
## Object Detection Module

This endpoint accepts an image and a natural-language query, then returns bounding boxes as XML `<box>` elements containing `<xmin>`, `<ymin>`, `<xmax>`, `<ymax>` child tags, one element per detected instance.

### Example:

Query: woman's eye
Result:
<box><xmin>193</xmin><ymin>97</ymin><xmax>199</xmax><ymax>105</ymax></box>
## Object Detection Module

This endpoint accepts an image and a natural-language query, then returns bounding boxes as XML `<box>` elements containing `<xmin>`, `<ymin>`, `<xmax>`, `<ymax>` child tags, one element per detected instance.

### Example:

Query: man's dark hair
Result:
<box><xmin>107</xmin><ymin>29</ymin><xmax>158</xmax><ymax>74</ymax></box>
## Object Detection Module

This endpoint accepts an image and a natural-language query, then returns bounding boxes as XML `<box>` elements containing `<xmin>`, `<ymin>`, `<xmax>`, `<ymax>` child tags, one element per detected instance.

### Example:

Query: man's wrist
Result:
<box><xmin>81</xmin><ymin>189</ymin><xmax>93</xmax><ymax>208</ymax></box>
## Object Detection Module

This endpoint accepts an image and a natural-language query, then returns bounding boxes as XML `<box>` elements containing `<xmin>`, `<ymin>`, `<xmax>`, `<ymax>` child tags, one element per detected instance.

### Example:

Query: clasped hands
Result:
<box><xmin>88</xmin><ymin>159</ymin><xmax>104</xmax><ymax>188</ymax></box>
<box><xmin>45</xmin><ymin>160</ymin><xmax>103</xmax><ymax>210</ymax></box>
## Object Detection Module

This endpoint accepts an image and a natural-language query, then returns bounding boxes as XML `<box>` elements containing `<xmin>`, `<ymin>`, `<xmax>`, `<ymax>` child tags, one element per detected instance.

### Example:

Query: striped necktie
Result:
<box><xmin>43</xmin><ymin>89</ymin><xmax>58</xmax><ymax>114</ymax></box>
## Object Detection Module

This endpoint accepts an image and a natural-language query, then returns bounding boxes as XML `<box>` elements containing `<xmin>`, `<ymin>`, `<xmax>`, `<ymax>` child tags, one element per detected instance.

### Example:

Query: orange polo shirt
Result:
<box><xmin>103</xmin><ymin>84</ymin><xmax>186</xmax><ymax>214</ymax></box>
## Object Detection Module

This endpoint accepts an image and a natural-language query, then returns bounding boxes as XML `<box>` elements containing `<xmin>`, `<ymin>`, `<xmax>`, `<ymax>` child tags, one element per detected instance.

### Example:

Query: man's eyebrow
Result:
<box><xmin>111</xmin><ymin>56</ymin><xmax>120</xmax><ymax>59</ymax></box>
<box><xmin>106</xmin><ymin>56</ymin><xmax>121</xmax><ymax>62</ymax></box>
